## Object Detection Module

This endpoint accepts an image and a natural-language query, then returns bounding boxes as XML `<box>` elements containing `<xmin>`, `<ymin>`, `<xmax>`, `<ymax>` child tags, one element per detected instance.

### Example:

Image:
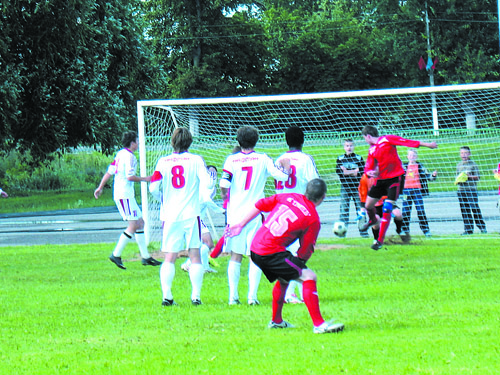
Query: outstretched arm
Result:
<box><xmin>420</xmin><ymin>141</ymin><xmax>438</xmax><ymax>149</ymax></box>
<box><xmin>225</xmin><ymin>206</ymin><xmax>261</xmax><ymax>238</ymax></box>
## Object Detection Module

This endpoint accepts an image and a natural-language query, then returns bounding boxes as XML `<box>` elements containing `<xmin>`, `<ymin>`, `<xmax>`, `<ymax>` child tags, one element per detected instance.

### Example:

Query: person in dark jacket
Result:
<box><xmin>401</xmin><ymin>149</ymin><xmax>437</xmax><ymax>237</ymax></box>
<box><xmin>335</xmin><ymin>139</ymin><xmax>368</xmax><ymax>237</ymax></box>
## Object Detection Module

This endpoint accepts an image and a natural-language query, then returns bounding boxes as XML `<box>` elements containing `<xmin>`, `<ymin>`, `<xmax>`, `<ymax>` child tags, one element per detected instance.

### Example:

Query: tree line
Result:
<box><xmin>1</xmin><ymin>0</ymin><xmax>498</xmax><ymax>163</ymax></box>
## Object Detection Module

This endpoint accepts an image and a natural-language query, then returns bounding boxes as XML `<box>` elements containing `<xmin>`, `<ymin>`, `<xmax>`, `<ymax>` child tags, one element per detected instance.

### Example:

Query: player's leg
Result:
<box><xmin>159</xmin><ymin>221</ymin><xmax>183</xmax><ymax>306</ymax></box>
<box><xmin>468</xmin><ymin>190</ymin><xmax>487</xmax><ymax>232</ymax></box>
<box><xmin>129</xmin><ymin>217</ymin><xmax>161</xmax><ymax>266</ymax></box>
<box><xmin>284</xmin><ymin>240</ymin><xmax>303</xmax><ymax>303</ymax></box>
<box><xmin>299</xmin><ymin>269</ymin><xmax>344</xmax><ymax>333</ymax></box>
<box><xmin>458</xmin><ymin>190</ymin><xmax>473</xmax><ymax>234</ymax></box>
<box><xmin>227</xmin><ymin>252</ymin><xmax>243</xmax><ymax>304</ymax></box>
<box><xmin>413</xmin><ymin>190</ymin><xmax>431</xmax><ymax>235</ymax></box>
<box><xmin>109</xmin><ymin>199</ymin><xmax>134</xmax><ymax>269</ymax></box>
<box><xmin>246</xmin><ymin>218</ymin><xmax>263</xmax><ymax>305</ymax></box>
<box><xmin>186</xmin><ymin>218</ymin><xmax>204</xmax><ymax>304</ymax></box>
<box><xmin>375</xmin><ymin>175</ymin><xmax>404</xmax><ymax>249</ymax></box>
<box><xmin>272</xmin><ymin>280</ymin><xmax>288</xmax><ymax>323</ymax></box>
<box><xmin>354</xmin><ymin>192</ymin><xmax>368</xmax><ymax>237</ymax></box>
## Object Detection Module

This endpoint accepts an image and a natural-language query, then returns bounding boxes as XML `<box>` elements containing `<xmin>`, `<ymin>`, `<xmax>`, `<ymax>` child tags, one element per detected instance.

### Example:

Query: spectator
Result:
<box><xmin>336</xmin><ymin>139</ymin><xmax>368</xmax><ymax>237</ymax></box>
<box><xmin>94</xmin><ymin>130</ymin><xmax>161</xmax><ymax>269</ymax></box>
<box><xmin>401</xmin><ymin>149</ymin><xmax>437</xmax><ymax>237</ymax></box>
<box><xmin>455</xmin><ymin>146</ymin><xmax>487</xmax><ymax>235</ymax></box>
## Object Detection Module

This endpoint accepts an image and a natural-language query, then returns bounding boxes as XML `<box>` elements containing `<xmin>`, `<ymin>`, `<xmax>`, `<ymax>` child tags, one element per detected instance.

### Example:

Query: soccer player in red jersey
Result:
<box><xmin>226</xmin><ymin>178</ymin><xmax>344</xmax><ymax>334</ymax></box>
<box><xmin>360</xmin><ymin>125</ymin><xmax>437</xmax><ymax>250</ymax></box>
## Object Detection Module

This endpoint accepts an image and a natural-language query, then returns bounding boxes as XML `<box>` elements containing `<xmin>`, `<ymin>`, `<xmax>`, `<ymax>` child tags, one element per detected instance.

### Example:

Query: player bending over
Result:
<box><xmin>226</xmin><ymin>178</ymin><xmax>344</xmax><ymax>334</ymax></box>
<box><xmin>360</xmin><ymin>125</ymin><xmax>437</xmax><ymax>250</ymax></box>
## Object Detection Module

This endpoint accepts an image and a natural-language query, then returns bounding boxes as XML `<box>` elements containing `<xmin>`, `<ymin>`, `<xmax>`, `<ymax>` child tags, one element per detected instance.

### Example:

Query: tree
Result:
<box><xmin>1</xmin><ymin>0</ymin><xmax>157</xmax><ymax>162</ymax></box>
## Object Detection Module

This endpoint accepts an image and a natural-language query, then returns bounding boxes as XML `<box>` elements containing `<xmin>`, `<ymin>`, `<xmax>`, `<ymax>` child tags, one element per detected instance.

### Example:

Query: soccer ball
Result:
<box><xmin>332</xmin><ymin>221</ymin><xmax>347</xmax><ymax>238</ymax></box>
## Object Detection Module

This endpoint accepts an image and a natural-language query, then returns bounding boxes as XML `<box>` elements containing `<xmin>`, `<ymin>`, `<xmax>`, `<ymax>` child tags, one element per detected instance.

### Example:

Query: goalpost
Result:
<box><xmin>138</xmin><ymin>82</ymin><xmax>500</xmax><ymax>246</ymax></box>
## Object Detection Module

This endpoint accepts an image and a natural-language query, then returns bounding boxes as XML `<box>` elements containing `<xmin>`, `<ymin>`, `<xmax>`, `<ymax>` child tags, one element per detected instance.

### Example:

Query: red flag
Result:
<box><xmin>431</xmin><ymin>57</ymin><xmax>439</xmax><ymax>70</ymax></box>
<box><xmin>418</xmin><ymin>56</ymin><xmax>426</xmax><ymax>70</ymax></box>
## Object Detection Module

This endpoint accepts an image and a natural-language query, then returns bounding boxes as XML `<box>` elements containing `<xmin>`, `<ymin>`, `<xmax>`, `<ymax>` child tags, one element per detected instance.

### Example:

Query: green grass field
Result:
<box><xmin>1</xmin><ymin>237</ymin><xmax>499</xmax><ymax>374</ymax></box>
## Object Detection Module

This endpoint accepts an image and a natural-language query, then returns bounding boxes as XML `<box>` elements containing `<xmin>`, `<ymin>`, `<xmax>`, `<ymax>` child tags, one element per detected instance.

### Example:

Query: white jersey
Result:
<box><xmin>107</xmin><ymin>148</ymin><xmax>137</xmax><ymax>199</ymax></box>
<box><xmin>149</xmin><ymin>151</ymin><xmax>213</xmax><ymax>223</ymax></box>
<box><xmin>275</xmin><ymin>150</ymin><xmax>319</xmax><ymax>194</ymax></box>
<box><xmin>220</xmin><ymin>151</ymin><xmax>289</xmax><ymax>224</ymax></box>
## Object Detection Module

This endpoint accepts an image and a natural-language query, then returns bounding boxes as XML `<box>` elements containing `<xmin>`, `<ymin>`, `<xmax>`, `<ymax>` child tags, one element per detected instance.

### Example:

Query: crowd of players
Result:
<box><xmin>94</xmin><ymin>124</ymin><xmax>497</xmax><ymax>334</ymax></box>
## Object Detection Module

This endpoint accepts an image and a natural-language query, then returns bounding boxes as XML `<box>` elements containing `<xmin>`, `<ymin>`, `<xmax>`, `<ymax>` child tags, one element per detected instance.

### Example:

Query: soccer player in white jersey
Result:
<box><xmin>94</xmin><ymin>131</ymin><xmax>161</xmax><ymax>269</ymax></box>
<box><xmin>275</xmin><ymin>126</ymin><xmax>319</xmax><ymax>304</ymax></box>
<box><xmin>220</xmin><ymin>126</ymin><xmax>291</xmax><ymax>305</ymax></box>
<box><xmin>149</xmin><ymin>127</ymin><xmax>214</xmax><ymax>306</ymax></box>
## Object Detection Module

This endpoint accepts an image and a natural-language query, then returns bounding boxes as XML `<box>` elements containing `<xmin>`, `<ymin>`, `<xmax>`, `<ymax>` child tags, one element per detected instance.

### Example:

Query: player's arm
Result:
<box><xmin>296</xmin><ymin>220</ymin><xmax>321</xmax><ymax>262</ymax></box>
<box><xmin>220</xmin><ymin>168</ymin><xmax>232</xmax><ymax>201</ymax></box>
<box><xmin>419</xmin><ymin>141</ymin><xmax>438</xmax><ymax>149</ymax></box>
<box><xmin>268</xmin><ymin>155</ymin><xmax>291</xmax><ymax>181</ymax></box>
<box><xmin>149</xmin><ymin>170</ymin><xmax>163</xmax><ymax>202</ymax></box>
<box><xmin>225</xmin><ymin>205</ymin><xmax>262</xmax><ymax>238</ymax></box>
<box><xmin>127</xmin><ymin>175</ymin><xmax>152</xmax><ymax>183</ymax></box>
<box><xmin>94</xmin><ymin>172</ymin><xmax>112</xmax><ymax>199</ymax></box>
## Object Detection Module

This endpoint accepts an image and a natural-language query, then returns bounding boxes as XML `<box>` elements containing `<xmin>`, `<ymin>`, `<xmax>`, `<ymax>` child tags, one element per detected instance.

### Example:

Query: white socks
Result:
<box><xmin>135</xmin><ymin>231</ymin><xmax>151</xmax><ymax>259</ymax></box>
<box><xmin>160</xmin><ymin>262</ymin><xmax>175</xmax><ymax>300</ymax></box>
<box><xmin>248</xmin><ymin>261</ymin><xmax>262</xmax><ymax>302</ymax></box>
<box><xmin>200</xmin><ymin>243</ymin><xmax>210</xmax><ymax>270</ymax></box>
<box><xmin>189</xmin><ymin>263</ymin><xmax>204</xmax><ymax>301</ymax></box>
<box><xmin>113</xmin><ymin>232</ymin><xmax>131</xmax><ymax>257</ymax></box>
<box><xmin>227</xmin><ymin>260</ymin><xmax>241</xmax><ymax>302</ymax></box>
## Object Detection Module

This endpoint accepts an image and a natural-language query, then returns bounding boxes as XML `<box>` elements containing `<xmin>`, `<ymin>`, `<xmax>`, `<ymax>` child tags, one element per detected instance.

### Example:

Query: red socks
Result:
<box><xmin>210</xmin><ymin>236</ymin><xmax>224</xmax><ymax>258</ymax></box>
<box><xmin>272</xmin><ymin>281</ymin><xmax>287</xmax><ymax>323</ymax></box>
<box><xmin>377</xmin><ymin>211</ymin><xmax>392</xmax><ymax>245</ymax></box>
<box><xmin>302</xmin><ymin>280</ymin><xmax>324</xmax><ymax>327</ymax></box>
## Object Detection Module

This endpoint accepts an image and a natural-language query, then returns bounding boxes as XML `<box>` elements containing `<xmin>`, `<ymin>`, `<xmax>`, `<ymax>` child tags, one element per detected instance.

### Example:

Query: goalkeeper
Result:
<box><xmin>360</xmin><ymin>125</ymin><xmax>438</xmax><ymax>250</ymax></box>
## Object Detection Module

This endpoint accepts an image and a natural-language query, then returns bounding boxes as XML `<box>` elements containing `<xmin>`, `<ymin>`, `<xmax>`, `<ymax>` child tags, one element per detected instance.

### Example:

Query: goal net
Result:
<box><xmin>138</xmin><ymin>82</ymin><xmax>500</xmax><ymax>246</ymax></box>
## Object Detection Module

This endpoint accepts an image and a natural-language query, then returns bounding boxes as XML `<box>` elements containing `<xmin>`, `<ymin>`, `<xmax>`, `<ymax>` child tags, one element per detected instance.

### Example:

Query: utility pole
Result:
<box><xmin>425</xmin><ymin>1</ymin><xmax>439</xmax><ymax>135</ymax></box>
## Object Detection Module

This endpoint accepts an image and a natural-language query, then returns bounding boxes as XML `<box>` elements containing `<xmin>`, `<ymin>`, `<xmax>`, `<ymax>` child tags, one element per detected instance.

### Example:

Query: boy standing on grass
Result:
<box><xmin>94</xmin><ymin>130</ymin><xmax>161</xmax><ymax>269</ymax></box>
<box><xmin>149</xmin><ymin>127</ymin><xmax>215</xmax><ymax>306</ymax></box>
<box><xmin>226</xmin><ymin>178</ymin><xmax>344</xmax><ymax>334</ymax></box>
<box><xmin>336</xmin><ymin>139</ymin><xmax>368</xmax><ymax>238</ymax></box>
<box><xmin>455</xmin><ymin>146</ymin><xmax>487</xmax><ymax>235</ymax></box>
<box><xmin>360</xmin><ymin>125</ymin><xmax>438</xmax><ymax>250</ymax></box>
<box><xmin>220</xmin><ymin>126</ymin><xmax>291</xmax><ymax>306</ymax></box>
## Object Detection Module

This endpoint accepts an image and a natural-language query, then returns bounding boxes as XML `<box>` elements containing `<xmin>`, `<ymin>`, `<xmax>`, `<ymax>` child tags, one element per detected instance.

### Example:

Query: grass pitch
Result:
<box><xmin>1</xmin><ymin>237</ymin><xmax>499</xmax><ymax>374</ymax></box>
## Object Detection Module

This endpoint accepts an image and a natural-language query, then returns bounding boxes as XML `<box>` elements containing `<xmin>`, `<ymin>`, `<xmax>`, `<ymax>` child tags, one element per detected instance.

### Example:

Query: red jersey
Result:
<box><xmin>251</xmin><ymin>193</ymin><xmax>320</xmax><ymax>262</ymax></box>
<box><xmin>365</xmin><ymin>135</ymin><xmax>421</xmax><ymax>180</ymax></box>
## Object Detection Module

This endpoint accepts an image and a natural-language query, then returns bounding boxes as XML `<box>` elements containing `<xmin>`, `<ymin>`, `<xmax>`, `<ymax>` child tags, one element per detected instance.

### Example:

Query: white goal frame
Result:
<box><xmin>138</xmin><ymin>82</ymin><xmax>500</xmax><ymax>245</ymax></box>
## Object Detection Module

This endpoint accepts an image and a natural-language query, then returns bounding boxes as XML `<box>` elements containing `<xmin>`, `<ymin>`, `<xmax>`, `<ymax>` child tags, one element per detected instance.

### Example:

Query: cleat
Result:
<box><xmin>109</xmin><ymin>254</ymin><xmax>126</xmax><ymax>269</ymax></box>
<box><xmin>141</xmin><ymin>257</ymin><xmax>162</xmax><ymax>266</ymax></box>
<box><xmin>371</xmin><ymin>240</ymin><xmax>383</xmax><ymax>251</ymax></box>
<box><xmin>191</xmin><ymin>299</ymin><xmax>202</xmax><ymax>306</ymax></box>
<box><xmin>229</xmin><ymin>299</ymin><xmax>241</xmax><ymax>305</ymax></box>
<box><xmin>285</xmin><ymin>294</ymin><xmax>304</xmax><ymax>304</ymax></box>
<box><xmin>359</xmin><ymin>218</ymin><xmax>379</xmax><ymax>232</ymax></box>
<box><xmin>313</xmin><ymin>321</ymin><xmax>345</xmax><ymax>334</ymax></box>
<box><xmin>161</xmin><ymin>299</ymin><xmax>178</xmax><ymax>306</ymax></box>
<box><xmin>268</xmin><ymin>320</ymin><xmax>295</xmax><ymax>329</ymax></box>
<box><xmin>461</xmin><ymin>231</ymin><xmax>473</xmax><ymax>236</ymax></box>
<box><xmin>248</xmin><ymin>299</ymin><xmax>260</xmax><ymax>306</ymax></box>
<box><xmin>400</xmin><ymin>232</ymin><xmax>411</xmax><ymax>243</ymax></box>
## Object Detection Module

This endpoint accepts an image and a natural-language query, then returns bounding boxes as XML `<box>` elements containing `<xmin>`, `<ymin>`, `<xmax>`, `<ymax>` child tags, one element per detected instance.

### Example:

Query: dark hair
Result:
<box><xmin>171</xmin><ymin>127</ymin><xmax>192</xmax><ymax>152</ymax></box>
<box><xmin>122</xmin><ymin>131</ymin><xmax>138</xmax><ymax>148</ymax></box>
<box><xmin>285</xmin><ymin>126</ymin><xmax>304</xmax><ymax>148</ymax></box>
<box><xmin>344</xmin><ymin>138</ymin><xmax>354</xmax><ymax>143</ymax></box>
<box><xmin>237</xmin><ymin>126</ymin><xmax>259</xmax><ymax>149</ymax></box>
<box><xmin>232</xmin><ymin>145</ymin><xmax>241</xmax><ymax>154</ymax></box>
<box><xmin>460</xmin><ymin>146</ymin><xmax>471</xmax><ymax>152</ymax></box>
<box><xmin>305</xmin><ymin>178</ymin><xmax>327</xmax><ymax>203</ymax></box>
<box><xmin>361</xmin><ymin>125</ymin><xmax>379</xmax><ymax>137</ymax></box>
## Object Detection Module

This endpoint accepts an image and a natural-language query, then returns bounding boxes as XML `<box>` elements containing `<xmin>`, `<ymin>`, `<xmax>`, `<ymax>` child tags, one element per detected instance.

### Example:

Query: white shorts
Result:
<box><xmin>114</xmin><ymin>198</ymin><xmax>142</xmax><ymax>221</ymax></box>
<box><xmin>225</xmin><ymin>215</ymin><xmax>262</xmax><ymax>256</ymax></box>
<box><xmin>161</xmin><ymin>217</ymin><xmax>201</xmax><ymax>253</ymax></box>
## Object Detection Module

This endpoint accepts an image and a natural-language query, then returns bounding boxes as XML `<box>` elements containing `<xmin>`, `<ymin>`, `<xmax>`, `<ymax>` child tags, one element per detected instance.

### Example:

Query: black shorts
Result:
<box><xmin>368</xmin><ymin>175</ymin><xmax>405</xmax><ymax>202</ymax></box>
<box><xmin>251</xmin><ymin>251</ymin><xmax>307</xmax><ymax>283</ymax></box>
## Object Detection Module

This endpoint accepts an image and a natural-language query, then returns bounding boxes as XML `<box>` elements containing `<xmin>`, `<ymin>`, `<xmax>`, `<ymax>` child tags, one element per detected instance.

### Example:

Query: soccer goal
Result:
<box><xmin>138</xmin><ymin>82</ymin><xmax>500</xmax><ymax>245</ymax></box>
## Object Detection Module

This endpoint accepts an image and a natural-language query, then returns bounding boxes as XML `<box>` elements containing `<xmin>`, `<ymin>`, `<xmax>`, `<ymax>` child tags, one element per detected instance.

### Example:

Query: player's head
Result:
<box><xmin>285</xmin><ymin>126</ymin><xmax>304</xmax><ymax>149</ymax></box>
<box><xmin>362</xmin><ymin>125</ymin><xmax>379</xmax><ymax>145</ymax></box>
<box><xmin>407</xmin><ymin>149</ymin><xmax>418</xmax><ymax>162</ymax></box>
<box><xmin>305</xmin><ymin>178</ymin><xmax>327</xmax><ymax>205</ymax></box>
<box><xmin>237</xmin><ymin>126</ymin><xmax>259</xmax><ymax>149</ymax></box>
<box><xmin>122</xmin><ymin>131</ymin><xmax>138</xmax><ymax>149</ymax></box>
<box><xmin>460</xmin><ymin>146</ymin><xmax>471</xmax><ymax>160</ymax></box>
<box><xmin>344</xmin><ymin>139</ymin><xmax>354</xmax><ymax>154</ymax></box>
<box><xmin>171</xmin><ymin>127</ymin><xmax>193</xmax><ymax>152</ymax></box>
<box><xmin>362</xmin><ymin>125</ymin><xmax>379</xmax><ymax>137</ymax></box>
